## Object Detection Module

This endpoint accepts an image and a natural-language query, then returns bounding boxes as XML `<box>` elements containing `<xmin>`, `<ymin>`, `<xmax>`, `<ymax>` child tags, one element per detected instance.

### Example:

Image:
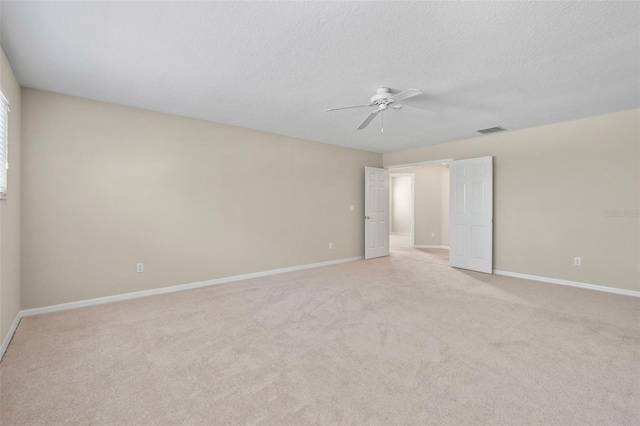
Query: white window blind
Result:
<box><xmin>0</xmin><ymin>91</ymin><xmax>8</xmax><ymax>198</ymax></box>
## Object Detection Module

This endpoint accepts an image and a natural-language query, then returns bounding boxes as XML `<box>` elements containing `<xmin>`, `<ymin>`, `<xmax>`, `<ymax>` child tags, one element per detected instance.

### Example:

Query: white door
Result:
<box><xmin>365</xmin><ymin>166</ymin><xmax>389</xmax><ymax>259</ymax></box>
<box><xmin>449</xmin><ymin>156</ymin><xmax>493</xmax><ymax>273</ymax></box>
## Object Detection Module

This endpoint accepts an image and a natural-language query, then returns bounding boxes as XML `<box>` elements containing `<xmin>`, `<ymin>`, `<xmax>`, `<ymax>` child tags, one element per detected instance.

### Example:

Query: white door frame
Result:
<box><xmin>389</xmin><ymin>173</ymin><xmax>415</xmax><ymax>247</ymax></box>
<box><xmin>386</xmin><ymin>158</ymin><xmax>454</xmax><ymax>170</ymax></box>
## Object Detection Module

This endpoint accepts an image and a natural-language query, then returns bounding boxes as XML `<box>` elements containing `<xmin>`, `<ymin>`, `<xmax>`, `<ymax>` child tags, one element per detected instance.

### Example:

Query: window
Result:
<box><xmin>0</xmin><ymin>91</ymin><xmax>8</xmax><ymax>198</ymax></box>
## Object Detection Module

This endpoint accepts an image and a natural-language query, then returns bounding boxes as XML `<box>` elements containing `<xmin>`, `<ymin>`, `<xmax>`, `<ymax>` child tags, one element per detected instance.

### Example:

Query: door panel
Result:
<box><xmin>449</xmin><ymin>157</ymin><xmax>493</xmax><ymax>273</ymax></box>
<box><xmin>365</xmin><ymin>167</ymin><xmax>389</xmax><ymax>259</ymax></box>
<box><xmin>455</xmin><ymin>183</ymin><xmax>465</xmax><ymax>214</ymax></box>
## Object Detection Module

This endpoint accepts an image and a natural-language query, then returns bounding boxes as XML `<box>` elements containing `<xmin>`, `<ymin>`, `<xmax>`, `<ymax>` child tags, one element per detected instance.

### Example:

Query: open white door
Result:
<box><xmin>365</xmin><ymin>166</ymin><xmax>389</xmax><ymax>259</ymax></box>
<box><xmin>449</xmin><ymin>156</ymin><xmax>493</xmax><ymax>273</ymax></box>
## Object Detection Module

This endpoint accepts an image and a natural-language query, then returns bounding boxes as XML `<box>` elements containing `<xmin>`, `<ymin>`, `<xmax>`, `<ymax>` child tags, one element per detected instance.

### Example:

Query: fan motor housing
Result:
<box><xmin>371</xmin><ymin>87</ymin><xmax>393</xmax><ymax>104</ymax></box>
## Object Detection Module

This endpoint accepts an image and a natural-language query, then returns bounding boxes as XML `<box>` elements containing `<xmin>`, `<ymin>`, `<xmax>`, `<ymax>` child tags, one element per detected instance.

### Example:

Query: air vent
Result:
<box><xmin>477</xmin><ymin>126</ymin><xmax>506</xmax><ymax>134</ymax></box>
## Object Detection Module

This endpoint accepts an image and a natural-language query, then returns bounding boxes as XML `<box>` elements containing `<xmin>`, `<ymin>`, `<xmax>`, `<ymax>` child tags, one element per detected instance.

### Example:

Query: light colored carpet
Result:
<box><xmin>1</xmin><ymin>245</ymin><xmax>638</xmax><ymax>425</ymax></box>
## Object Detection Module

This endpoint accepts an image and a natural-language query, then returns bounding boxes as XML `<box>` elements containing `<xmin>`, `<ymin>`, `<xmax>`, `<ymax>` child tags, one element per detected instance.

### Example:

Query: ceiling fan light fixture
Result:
<box><xmin>370</xmin><ymin>87</ymin><xmax>393</xmax><ymax>103</ymax></box>
<box><xmin>327</xmin><ymin>87</ymin><xmax>423</xmax><ymax>130</ymax></box>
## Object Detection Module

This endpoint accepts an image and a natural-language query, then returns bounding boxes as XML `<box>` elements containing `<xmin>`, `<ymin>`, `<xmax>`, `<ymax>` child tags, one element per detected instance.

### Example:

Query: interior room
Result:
<box><xmin>0</xmin><ymin>2</ymin><xmax>638</xmax><ymax>425</ymax></box>
<box><xmin>389</xmin><ymin>173</ymin><xmax>414</xmax><ymax>248</ymax></box>
<box><xmin>389</xmin><ymin>163</ymin><xmax>450</xmax><ymax>252</ymax></box>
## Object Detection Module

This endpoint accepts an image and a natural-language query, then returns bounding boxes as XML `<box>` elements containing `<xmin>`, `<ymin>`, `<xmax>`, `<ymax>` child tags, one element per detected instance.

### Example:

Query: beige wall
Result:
<box><xmin>390</xmin><ymin>175</ymin><xmax>412</xmax><ymax>234</ymax></box>
<box><xmin>0</xmin><ymin>46</ymin><xmax>21</xmax><ymax>342</ymax></box>
<box><xmin>10</xmin><ymin>86</ymin><xmax>640</xmax><ymax>314</ymax></box>
<box><xmin>384</xmin><ymin>109</ymin><xmax>640</xmax><ymax>292</ymax></box>
<box><xmin>21</xmin><ymin>89</ymin><xmax>381</xmax><ymax>309</ymax></box>
<box><xmin>398</xmin><ymin>165</ymin><xmax>449</xmax><ymax>247</ymax></box>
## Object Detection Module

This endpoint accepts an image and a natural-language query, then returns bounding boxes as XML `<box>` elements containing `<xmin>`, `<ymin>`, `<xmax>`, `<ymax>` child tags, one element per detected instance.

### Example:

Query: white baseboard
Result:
<box><xmin>0</xmin><ymin>313</ymin><xmax>22</xmax><ymax>362</ymax></box>
<box><xmin>493</xmin><ymin>270</ymin><xmax>640</xmax><ymax>297</ymax></box>
<box><xmin>390</xmin><ymin>232</ymin><xmax>411</xmax><ymax>236</ymax></box>
<box><xmin>20</xmin><ymin>256</ymin><xmax>364</xmax><ymax>318</ymax></box>
<box><xmin>414</xmin><ymin>245</ymin><xmax>449</xmax><ymax>249</ymax></box>
<box><xmin>3</xmin><ymin>257</ymin><xmax>634</xmax><ymax>361</ymax></box>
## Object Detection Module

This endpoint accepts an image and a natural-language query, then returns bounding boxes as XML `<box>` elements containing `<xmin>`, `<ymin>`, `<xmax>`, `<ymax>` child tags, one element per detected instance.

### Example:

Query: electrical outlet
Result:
<box><xmin>137</xmin><ymin>263</ymin><xmax>144</xmax><ymax>273</ymax></box>
<box><xmin>573</xmin><ymin>257</ymin><xmax>581</xmax><ymax>266</ymax></box>
<box><xmin>329</xmin><ymin>243</ymin><xmax>333</xmax><ymax>249</ymax></box>
<box><xmin>431</xmin><ymin>232</ymin><xmax>435</xmax><ymax>237</ymax></box>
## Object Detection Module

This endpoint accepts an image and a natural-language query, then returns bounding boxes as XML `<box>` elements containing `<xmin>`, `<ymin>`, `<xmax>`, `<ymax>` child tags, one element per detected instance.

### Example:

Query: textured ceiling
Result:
<box><xmin>1</xmin><ymin>1</ymin><xmax>639</xmax><ymax>153</ymax></box>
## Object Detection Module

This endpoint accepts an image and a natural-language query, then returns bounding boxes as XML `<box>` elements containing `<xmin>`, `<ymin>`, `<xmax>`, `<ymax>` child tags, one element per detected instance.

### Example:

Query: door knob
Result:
<box><xmin>365</xmin><ymin>216</ymin><xmax>371</xmax><ymax>220</ymax></box>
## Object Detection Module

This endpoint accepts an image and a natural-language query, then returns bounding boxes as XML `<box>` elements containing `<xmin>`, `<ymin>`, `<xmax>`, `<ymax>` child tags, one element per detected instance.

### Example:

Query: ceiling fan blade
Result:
<box><xmin>326</xmin><ymin>104</ymin><xmax>373</xmax><ymax>112</ymax></box>
<box><xmin>357</xmin><ymin>109</ymin><xmax>381</xmax><ymax>130</ymax></box>
<box><xmin>388</xmin><ymin>88</ymin><xmax>422</xmax><ymax>102</ymax></box>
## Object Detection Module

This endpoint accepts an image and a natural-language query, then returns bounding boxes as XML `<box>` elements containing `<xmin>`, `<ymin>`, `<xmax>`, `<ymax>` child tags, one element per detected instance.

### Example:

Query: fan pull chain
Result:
<box><xmin>381</xmin><ymin>111</ymin><xmax>384</xmax><ymax>133</ymax></box>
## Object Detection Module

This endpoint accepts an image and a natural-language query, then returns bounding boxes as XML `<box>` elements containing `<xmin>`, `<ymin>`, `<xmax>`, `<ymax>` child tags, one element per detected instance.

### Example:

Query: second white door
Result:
<box><xmin>449</xmin><ymin>156</ymin><xmax>493</xmax><ymax>273</ymax></box>
<box><xmin>365</xmin><ymin>166</ymin><xmax>389</xmax><ymax>259</ymax></box>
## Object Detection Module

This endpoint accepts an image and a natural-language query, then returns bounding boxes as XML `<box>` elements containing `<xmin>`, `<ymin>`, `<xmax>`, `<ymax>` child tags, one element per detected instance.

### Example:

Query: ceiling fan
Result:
<box><xmin>326</xmin><ymin>87</ymin><xmax>423</xmax><ymax>132</ymax></box>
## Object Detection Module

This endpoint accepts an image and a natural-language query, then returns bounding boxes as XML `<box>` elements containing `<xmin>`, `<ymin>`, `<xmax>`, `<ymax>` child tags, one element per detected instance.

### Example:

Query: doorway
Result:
<box><xmin>389</xmin><ymin>163</ymin><xmax>450</xmax><ymax>254</ymax></box>
<box><xmin>383</xmin><ymin>156</ymin><xmax>494</xmax><ymax>274</ymax></box>
<box><xmin>389</xmin><ymin>173</ymin><xmax>414</xmax><ymax>250</ymax></box>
